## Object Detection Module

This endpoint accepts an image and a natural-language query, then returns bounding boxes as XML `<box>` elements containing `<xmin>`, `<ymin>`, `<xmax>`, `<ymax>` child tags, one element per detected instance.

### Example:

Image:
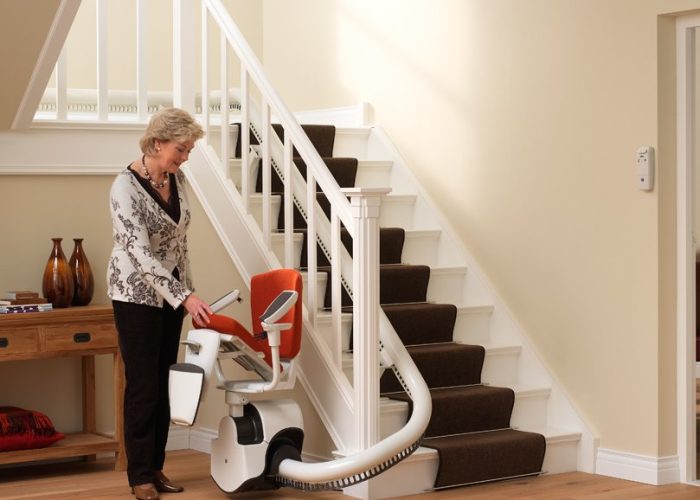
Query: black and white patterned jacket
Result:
<box><xmin>107</xmin><ymin>168</ymin><xmax>194</xmax><ymax>308</ymax></box>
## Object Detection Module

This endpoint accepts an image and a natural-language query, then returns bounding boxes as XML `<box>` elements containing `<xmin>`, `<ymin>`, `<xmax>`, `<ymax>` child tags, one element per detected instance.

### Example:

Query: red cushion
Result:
<box><xmin>0</xmin><ymin>406</ymin><xmax>65</xmax><ymax>452</ymax></box>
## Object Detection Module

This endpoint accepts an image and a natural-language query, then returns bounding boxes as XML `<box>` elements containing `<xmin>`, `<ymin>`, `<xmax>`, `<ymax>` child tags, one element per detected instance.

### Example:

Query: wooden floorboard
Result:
<box><xmin>0</xmin><ymin>450</ymin><xmax>698</xmax><ymax>499</ymax></box>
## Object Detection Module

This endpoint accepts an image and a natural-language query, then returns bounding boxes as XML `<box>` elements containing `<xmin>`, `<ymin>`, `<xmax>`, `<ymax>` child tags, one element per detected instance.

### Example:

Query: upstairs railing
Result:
<box><xmin>39</xmin><ymin>0</ymin><xmax>431</xmax><ymax>486</ymax></box>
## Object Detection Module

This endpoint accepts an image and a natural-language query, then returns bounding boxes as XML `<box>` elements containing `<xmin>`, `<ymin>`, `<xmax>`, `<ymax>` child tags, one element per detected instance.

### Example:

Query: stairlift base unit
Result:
<box><xmin>211</xmin><ymin>399</ymin><xmax>303</xmax><ymax>493</ymax></box>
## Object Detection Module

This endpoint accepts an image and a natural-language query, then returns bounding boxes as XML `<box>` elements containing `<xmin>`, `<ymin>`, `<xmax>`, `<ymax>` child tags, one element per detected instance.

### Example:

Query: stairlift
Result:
<box><xmin>169</xmin><ymin>268</ymin><xmax>433</xmax><ymax>494</ymax></box>
<box><xmin>169</xmin><ymin>268</ymin><xmax>304</xmax><ymax>493</ymax></box>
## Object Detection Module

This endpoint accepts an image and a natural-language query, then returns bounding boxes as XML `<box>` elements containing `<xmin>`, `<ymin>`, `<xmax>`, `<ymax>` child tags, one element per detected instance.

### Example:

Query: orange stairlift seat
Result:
<box><xmin>199</xmin><ymin>269</ymin><xmax>303</xmax><ymax>369</ymax></box>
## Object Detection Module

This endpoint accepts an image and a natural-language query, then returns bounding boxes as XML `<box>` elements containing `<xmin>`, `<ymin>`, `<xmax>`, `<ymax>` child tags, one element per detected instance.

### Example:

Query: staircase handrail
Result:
<box><xmin>204</xmin><ymin>0</ymin><xmax>353</xmax><ymax>230</ymax></box>
<box><xmin>202</xmin><ymin>0</ymin><xmax>432</xmax><ymax>487</ymax></box>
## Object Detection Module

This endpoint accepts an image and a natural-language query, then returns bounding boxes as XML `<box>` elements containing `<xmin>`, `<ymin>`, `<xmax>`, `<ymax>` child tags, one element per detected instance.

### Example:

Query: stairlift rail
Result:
<box><xmin>275</xmin><ymin>319</ymin><xmax>432</xmax><ymax>489</ymax></box>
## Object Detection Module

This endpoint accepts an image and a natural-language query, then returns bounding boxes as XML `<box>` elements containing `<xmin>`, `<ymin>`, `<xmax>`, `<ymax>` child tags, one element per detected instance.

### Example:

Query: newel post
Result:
<box><xmin>343</xmin><ymin>187</ymin><xmax>391</xmax><ymax>453</ymax></box>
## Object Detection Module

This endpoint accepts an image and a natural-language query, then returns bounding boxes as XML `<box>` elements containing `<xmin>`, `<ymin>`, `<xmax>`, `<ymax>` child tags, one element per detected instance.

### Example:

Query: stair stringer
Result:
<box><xmin>355</xmin><ymin>124</ymin><xmax>598</xmax><ymax>473</ymax></box>
<box><xmin>185</xmin><ymin>144</ymin><xmax>358</xmax><ymax>451</ymax></box>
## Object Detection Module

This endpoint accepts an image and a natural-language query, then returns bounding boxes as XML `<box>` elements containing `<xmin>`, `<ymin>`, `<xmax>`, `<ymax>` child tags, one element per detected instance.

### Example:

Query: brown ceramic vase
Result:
<box><xmin>69</xmin><ymin>238</ymin><xmax>94</xmax><ymax>306</ymax></box>
<box><xmin>42</xmin><ymin>238</ymin><xmax>74</xmax><ymax>308</ymax></box>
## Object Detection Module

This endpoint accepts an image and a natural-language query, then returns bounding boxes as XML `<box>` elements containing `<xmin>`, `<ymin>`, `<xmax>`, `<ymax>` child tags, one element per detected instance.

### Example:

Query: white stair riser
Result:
<box><xmin>426</xmin><ymin>268</ymin><xmax>467</xmax><ymax>305</ymax></box>
<box><xmin>346</xmin><ymin>449</ymin><xmax>438</xmax><ymax>498</ymax></box>
<box><xmin>354</xmin><ymin>161</ymin><xmax>393</xmax><ymax>188</ymax></box>
<box><xmin>379</xmin><ymin>398</ymin><xmax>411</xmax><ymax>440</ymax></box>
<box><xmin>301</xmin><ymin>272</ymin><xmax>328</xmax><ymax>313</ymax></box>
<box><xmin>315</xmin><ymin>314</ymin><xmax>353</xmax><ymax>353</ymax></box>
<box><xmin>270</xmin><ymin>234</ymin><xmax>303</xmax><ymax>268</ymax></box>
<box><xmin>378</xmin><ymin>196</ymin><xmax>417</xmax><ymax>228</ymax></box>
<box><xmin>401</xmin><ymin>231</ymin><xmax>441</xmax><ymax>267</ymax></box>
<box><xmin>452</xmin><ymin>307</ymin><xmax>493</xmax><ymax>345</ymax></box>
<box><xmin>511</xmin><ymin>391</ymin><xmax>550</xmax><ymax>430</ymax></box>
<box><xmin>333</xmin><ymin>129</ymin><xmax>371</xmax><ymax>159</ymax></box>
<box><xmin>542</xmin><ymin>438</ymin><xmax>580</xmax><ymax>474</ymax></box>
<box><xmin>481</xmin><ymin>348</ymin><xmax>520</xmax><ymax>387</ymax></box>
<box><xmin>249</xmin><ymin>195</ymin><xmax>281</xmax><ymax>230</ymax></box>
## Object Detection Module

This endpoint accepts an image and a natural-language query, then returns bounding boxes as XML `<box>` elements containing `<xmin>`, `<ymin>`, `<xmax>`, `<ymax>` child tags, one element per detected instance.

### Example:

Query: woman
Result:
<box><xmin>108</xmin><ymin>107</ymin><xmax>213</xmax><ymax>500</ymax></box>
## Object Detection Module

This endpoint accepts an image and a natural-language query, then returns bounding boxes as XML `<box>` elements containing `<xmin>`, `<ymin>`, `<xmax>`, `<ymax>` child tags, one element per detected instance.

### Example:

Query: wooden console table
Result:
<box><xmin>0</xmin><ymin>304</ymin><xmax>125</xmax><ymax>470</ymax></box>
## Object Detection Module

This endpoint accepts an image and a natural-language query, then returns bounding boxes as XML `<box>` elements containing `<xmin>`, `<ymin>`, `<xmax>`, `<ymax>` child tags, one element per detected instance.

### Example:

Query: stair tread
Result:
<box><xmin>421</xmin><ymin>428</ymin><xmax>545</xmax><ymax>488</ymax></box>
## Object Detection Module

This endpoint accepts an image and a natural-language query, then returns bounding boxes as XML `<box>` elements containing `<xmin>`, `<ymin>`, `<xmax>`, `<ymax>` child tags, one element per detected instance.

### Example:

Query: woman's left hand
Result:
<box><xmin>183</xmin><ymin>293</ymin><xmax>213</xmax><ymax>326</ymax></box>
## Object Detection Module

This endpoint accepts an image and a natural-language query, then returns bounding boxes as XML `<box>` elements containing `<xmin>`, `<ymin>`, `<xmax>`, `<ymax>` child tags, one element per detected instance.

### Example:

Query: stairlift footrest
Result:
<box><xmin>169</xmin><ymin>363</ymin><xmax>205</xmax><ymax>426</ymax></box>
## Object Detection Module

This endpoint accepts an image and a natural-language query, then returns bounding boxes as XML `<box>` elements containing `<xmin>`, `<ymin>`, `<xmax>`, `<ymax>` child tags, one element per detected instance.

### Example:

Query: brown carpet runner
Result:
<box><xmin>245</xmin><ymin>122</ymin><xmax>546</xmax><ymax>489</ymax></box>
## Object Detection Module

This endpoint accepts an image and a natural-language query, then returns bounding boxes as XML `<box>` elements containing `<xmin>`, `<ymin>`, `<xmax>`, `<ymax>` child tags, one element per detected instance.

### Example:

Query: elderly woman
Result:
<box><xmin>108</xmin><ymin>107</ymin><xmax>213</xmax><ymax>500</ymax></box>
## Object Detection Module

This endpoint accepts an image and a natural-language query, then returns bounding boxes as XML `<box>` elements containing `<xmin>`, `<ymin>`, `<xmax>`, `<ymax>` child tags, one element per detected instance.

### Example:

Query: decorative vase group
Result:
<box><xmin>42</xmin><ymin>238</ymin><xmax>94</xmax><ymax>308</ymax></box>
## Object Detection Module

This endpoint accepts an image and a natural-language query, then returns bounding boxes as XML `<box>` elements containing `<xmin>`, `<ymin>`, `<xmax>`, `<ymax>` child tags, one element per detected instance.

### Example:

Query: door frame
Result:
<box><xmin>676</xmin><ymin>13</ymin><xmax>700</xmax><ymax>485</ymax></box>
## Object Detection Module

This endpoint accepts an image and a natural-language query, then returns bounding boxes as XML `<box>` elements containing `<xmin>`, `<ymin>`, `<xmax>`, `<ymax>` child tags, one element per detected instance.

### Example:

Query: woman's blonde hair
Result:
<box><xmin>139</xmin><ymin>107</ymin><xmax>205</xmax><ymax>154</ymax></box>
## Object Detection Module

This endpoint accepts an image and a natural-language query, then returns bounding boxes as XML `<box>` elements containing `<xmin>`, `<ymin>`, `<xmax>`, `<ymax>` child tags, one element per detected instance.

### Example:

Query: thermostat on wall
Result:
<box><xmin>636</xmin><ymin>146</ymin><xmax>654</xmax><ymax>191</ymax></box>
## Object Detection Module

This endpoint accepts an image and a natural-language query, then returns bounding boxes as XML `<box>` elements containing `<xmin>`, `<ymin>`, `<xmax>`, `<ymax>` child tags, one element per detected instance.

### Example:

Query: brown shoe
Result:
<box><xmin>153</xmin><ymin>470</ymin><xmax>184</xmax><ymax>493</ymax></box>
<box><xmin>131</xmin><ymin>483</ymin><xmax>159</xmax><ymax>500</ymax></box>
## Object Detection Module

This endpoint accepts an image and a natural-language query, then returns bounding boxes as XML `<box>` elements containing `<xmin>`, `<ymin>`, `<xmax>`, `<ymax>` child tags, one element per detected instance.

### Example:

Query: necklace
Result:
<box><xmin>141</xmin><ymin>154</ymin><xmax>169</xmax><ymax>189</ymax></box>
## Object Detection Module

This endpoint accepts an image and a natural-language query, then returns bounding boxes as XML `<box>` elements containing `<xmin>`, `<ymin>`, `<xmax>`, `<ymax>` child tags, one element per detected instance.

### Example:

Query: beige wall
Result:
<box><xmin>0</xmin><ymin>0</ymin><xmax>62</xmax><ymax>128</ymax></box>
<box><xmin>62</xmin><ymin>0</ymin><xmax>263</xmax><ymax>92</ymax></box>
<box><xmin>260</xmin><ymin>0</ymin><xmax>700</xmax><ymax>456</ymax></box>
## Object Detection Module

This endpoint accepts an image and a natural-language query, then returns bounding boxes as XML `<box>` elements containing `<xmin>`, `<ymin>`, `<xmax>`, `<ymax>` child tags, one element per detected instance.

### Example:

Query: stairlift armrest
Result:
<box><xmin>259</xmin><ymin>290</ymin><xmax>298</xmax><ymax>325</ymax></box>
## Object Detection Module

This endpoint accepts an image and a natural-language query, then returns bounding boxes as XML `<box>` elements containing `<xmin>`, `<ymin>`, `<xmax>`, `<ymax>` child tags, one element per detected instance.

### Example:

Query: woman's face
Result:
<box><xmin>154</xmin><ymin>139</ymin><xmax>195</xmax><ymax>174</ymax></box>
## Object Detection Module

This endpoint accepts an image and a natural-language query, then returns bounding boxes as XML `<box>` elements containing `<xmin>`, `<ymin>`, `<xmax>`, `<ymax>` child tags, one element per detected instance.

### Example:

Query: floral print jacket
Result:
<box><xmin>107</xmin><ymin>168</ymin><xmax>194</xmax><ymax>309</ymax></box>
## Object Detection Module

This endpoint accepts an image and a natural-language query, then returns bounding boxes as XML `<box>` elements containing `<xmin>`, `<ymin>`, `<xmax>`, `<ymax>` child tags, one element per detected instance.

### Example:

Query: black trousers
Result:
<box><xmin>112</xmin><ymin>300</ymin><xmax>184</xmax><ymax>486</ymax></box>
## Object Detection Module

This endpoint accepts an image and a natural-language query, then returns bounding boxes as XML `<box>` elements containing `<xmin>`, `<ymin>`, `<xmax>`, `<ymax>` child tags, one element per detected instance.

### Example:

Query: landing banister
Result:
<box><xmin>96</xmin><ymin>0</ymin><xmax>108</xmax><ymax>120</ymax></box>
<box><xmin>203</xmin><ymin>0</ymin><xmax>353</xmax><ymax>228</ymax></box>
<box><xmin>136</xmin><ymin>0</ymin><xmax>148</xmax><ymax>122</ymax></box>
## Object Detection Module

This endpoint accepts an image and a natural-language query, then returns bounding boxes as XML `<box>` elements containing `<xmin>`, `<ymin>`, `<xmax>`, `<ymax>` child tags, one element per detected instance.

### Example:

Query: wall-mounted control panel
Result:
<box><xmin>636</xmin><ymin>146</ymin><xmax>654</xmax><ymax>191</ymax></box>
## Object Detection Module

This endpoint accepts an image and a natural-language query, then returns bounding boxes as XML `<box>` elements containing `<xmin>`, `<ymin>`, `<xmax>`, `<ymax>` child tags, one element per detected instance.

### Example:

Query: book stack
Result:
<box><xmin>0</xmin><ymin>291</ymin><xmax>53</xmax><ymax>314</ymax></box>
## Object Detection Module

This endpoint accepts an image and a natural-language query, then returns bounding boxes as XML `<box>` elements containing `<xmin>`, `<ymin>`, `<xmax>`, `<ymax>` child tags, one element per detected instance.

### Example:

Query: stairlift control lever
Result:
<box><xmin>210</xmin><ymin>289</ymin><xmax>242</xmax><ymax>313</ymax></box>
<box><xmin>636</xmin><ymin>146</ymin><xmax>654</xmax><ymax>191</ymax></box>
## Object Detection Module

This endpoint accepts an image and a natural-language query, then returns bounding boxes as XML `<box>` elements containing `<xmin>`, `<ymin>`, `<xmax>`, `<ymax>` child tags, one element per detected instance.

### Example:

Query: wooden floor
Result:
<box><xmin>0</xmin><ymin>450</ymin><xmax>698</xmax><ymax>499</ymax></box>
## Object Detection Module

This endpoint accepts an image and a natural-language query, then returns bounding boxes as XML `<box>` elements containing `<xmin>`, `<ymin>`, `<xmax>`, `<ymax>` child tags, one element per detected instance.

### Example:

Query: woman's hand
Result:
<box><xmin>183</xmin><ymin>293</ymin><xmax>213</xmax><ymax>326</ymax></box>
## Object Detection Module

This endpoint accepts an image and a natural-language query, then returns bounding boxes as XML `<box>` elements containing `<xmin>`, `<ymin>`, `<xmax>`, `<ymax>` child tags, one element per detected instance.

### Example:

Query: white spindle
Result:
<box><xmin>307</xmin><ymin>175</ymin><xmax>318</xmax><ymax>326</ymax></box>
<box><xmin>136</xmin><ymin>0</ymin><xmax>148</xmax><ymax>121</ymax></box>
<box><xmin>284</xmin><ymin>134</ymin><xmax>294</xmax><ymax>268</ymax></box>
<box><xmin>96</xmin><ymin>0</ymin><xmax>108</xmax><ymax>120</ymax></box>
<box><xmin>240</xmin><ymin>67</ymin><xmax>250</xmax><ymax>210</ymax></box>
<box><xmin>331</xmin><ymin>208</ymin><xmax>343</xmax><ymax>368</ymax></box>
<box><xmin>220</xmin><ymin>31</ymin><xmax>229</xmax><ymax>170</ymax></box>
<box><xmin>56</xmin><ymin>46</ymin><xmax>67</xmax><ymax>120</ymax></box>
<box><xmin>261</xmin><ymin>103</ymin><xmax>271</xmax><ymax>246</ymax></box>
<box><xmin>173</xmin><ymin>0</ymin><xmax>196</xmax><ymax>113</ymax></box>
<box><xmin>201</xmin><ymin>3</ymin><xmax>210</xmax><ymax>137</ymax></box>
<box><xmin>344</xmin><ymin>188</ymin><xmax>390</xmax><ymax>451</ymax></box>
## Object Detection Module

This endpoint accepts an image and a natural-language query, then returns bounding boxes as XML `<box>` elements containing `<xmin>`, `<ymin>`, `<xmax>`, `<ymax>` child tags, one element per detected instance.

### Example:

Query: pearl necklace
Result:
<box><xmin>141</xmin><ymin>154</ymin><xmax>169</xmax><ymax>189</ymax></box>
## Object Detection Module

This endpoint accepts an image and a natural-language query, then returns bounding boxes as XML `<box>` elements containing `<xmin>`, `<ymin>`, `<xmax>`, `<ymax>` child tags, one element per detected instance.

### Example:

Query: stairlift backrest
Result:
<box><xmin>169</xmin><ymin>269</ymin><xmax>303</xmax><ymax>425</ymax></box>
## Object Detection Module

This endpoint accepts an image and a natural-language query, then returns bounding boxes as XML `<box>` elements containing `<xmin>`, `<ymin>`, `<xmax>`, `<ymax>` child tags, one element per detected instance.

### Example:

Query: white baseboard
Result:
<box><xmin>189</xmin><ymin>427</ymin><xmax>218</xmax><ymax>454</ymax></box>
<box><xmin>165</xmin><ymin>425</ymin><xmax>192</xmax><ymax>451</ymax></box>
<box><xmin>596</xmin><ymin>448</ymin><xmax>679</xmax><ymax>485</ymax></box>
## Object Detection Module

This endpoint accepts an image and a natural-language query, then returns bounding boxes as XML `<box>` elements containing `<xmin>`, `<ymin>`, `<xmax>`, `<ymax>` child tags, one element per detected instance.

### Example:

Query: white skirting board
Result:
<box><xmin>165</xmin><ymin>425</ymin><xmax>192</xmax><ymax>452</ymax></box>
<box><xmin>595</xmin><ymin>449</ymin><xmax>679</xmax><ymax>485</ymax></box>
<box><xmin>167</xmin><ymin>426</ymin><xmax>332</xmax><ymax>464</ymax></box>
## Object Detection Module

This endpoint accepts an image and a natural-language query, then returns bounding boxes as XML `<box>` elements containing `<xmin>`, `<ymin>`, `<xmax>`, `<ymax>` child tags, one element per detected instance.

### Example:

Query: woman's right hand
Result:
<box><xmin>183</xmin><ymin>293</ymin><xmax>213</xmax><ymax>326</ymax></box>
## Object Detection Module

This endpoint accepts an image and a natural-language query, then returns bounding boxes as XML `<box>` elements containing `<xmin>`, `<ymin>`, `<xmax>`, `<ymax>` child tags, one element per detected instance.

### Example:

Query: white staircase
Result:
<box><xmin>223</xmin><ymin>116</ymin><xmax>596</xmax><ymax>492</ymax></box>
